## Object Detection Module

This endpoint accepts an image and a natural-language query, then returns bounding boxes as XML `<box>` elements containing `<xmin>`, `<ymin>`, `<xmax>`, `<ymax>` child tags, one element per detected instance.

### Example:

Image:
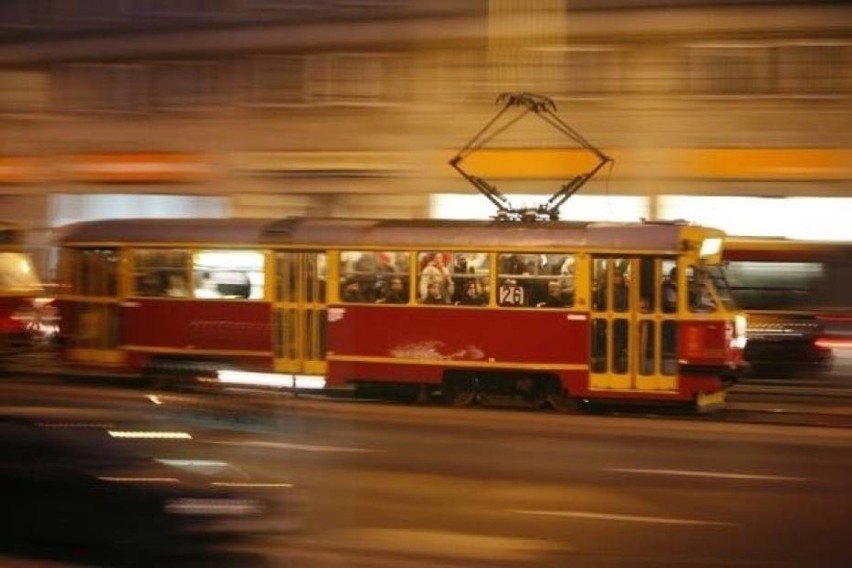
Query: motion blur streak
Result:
<box><xmin>513</xmin><ymin>510</ymin><xmax>739</xmax><ymax>527</ymax></box>
<box><xmin>604</xmin><ymin>468</ymin><xmax>807</xmax><ymax>481</ymax></box>
<box><xmin>216</xmin><ymin>369</ymin><xmax>326</xmax><ymax>389</ymax></box>
<box><xmin>164</xmin><ymin>498</ymin><xmax>262</xmax><ymax>516</ymax></box>
<box><xmin>108</xmin><ymin>430</ymin><xmax>192</xmax><ymax>439</ymax></box>
<box><xmin>211</xmin><ymin>482</ymin><xmax>293</xmax><ymax>488</ymax></box>
<box><xmin>98</xmin><ymin>477</ymin><xmax>181</xmax><ymax>483</ymax></box>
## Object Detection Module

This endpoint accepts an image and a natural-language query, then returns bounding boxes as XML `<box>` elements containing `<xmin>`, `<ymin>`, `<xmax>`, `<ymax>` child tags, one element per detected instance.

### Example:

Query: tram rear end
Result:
<box><xmin>0</xmin><ymin>224</ymin><xmax>45</xmax><ymax>356</ymax></box>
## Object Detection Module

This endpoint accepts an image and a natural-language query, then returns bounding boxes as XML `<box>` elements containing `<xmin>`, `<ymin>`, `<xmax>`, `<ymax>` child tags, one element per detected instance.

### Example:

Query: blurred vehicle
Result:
<box><xmin>0</xmin><ymin>407</ymin><xmax>303</xmax><ymax>565</ymax></box>
<box><xmin>0</xmin><ymin>222</ymin><xmax>45</xmax><ymax>356</ymax></box>
<box><xmin>724</xmin><ymin>238</ymin><xmax>852</xmax><ymax>378</ymax></box>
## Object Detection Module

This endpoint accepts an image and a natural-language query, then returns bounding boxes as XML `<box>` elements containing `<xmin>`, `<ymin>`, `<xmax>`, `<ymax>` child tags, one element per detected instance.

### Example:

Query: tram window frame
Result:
<box><xmin>497</xmin><ymin>253</ymin><xmax>575</xmax><ymax>309</ymax></box>
<box><xmin>340</xmin><ymin>250</ymin><xmax>410</xmax><ymax>304</ymax></box>
<box><xmin>132</xmin><ymin>249</ymin><xmax>191</xmax><ymax>298</ymax></box>
<box><xmin>68</xmin><ymin>248</ymin><xmax>120</xmax><ymax>297</ymax></box>
<box><xmin>275</xmin><ymin>251</ymin><xmax>327</xmax><ymax>304</ymax></box>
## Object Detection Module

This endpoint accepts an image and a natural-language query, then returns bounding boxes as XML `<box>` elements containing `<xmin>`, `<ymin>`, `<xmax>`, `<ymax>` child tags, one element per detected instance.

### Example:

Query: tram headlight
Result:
<box><xmin>733</xmin><ymin>314</ymin><xmax>748</xmax><ymax>349</ymax></box>
<box><xmin>700</xmin><ymin>237</ymin><xmax>723</xmax><ymax>258</ymax></box>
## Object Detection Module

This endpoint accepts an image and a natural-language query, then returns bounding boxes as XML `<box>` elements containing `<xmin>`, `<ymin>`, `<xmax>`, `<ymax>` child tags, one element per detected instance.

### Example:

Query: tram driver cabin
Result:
<box><xmin>55</xmin><ymin>217</ymin><xmax>747</xmax><ymax>411</ymax></box>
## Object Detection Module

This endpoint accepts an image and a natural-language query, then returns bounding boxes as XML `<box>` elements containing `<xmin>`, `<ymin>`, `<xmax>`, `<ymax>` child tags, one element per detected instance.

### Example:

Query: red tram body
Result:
<box><xmin>56</xmin><ymin>217</ymin><xmax>746</xmax><ymax>411</ymax></box>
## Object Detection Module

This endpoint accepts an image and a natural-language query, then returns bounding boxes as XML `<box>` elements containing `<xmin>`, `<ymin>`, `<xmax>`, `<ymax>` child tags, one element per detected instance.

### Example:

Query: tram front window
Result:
<box><xmin>688</xmin><ymin>265</ymin><xmax>735</xmax><ymax>313</ymax></box>
<box><xmin>705</xmin><ymin>265</ymin><xmax>738</xmax><ymax>311</ymax></box>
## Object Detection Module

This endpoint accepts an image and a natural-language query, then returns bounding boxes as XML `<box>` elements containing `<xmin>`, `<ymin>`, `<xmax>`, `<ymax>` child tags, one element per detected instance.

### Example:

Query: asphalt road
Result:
<box><xmin>1</xmin><ymin>379</ymin><xmax>851</xmax><ymax>567</ymax></box>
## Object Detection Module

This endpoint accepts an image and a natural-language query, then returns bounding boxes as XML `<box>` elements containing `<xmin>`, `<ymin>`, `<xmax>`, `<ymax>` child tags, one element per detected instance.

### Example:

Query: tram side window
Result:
<box><xmin>449</xmin><ymin>252</ymin><xmax>490</xmax><ymax>306</ymax></box>
<box><xmin>133</xmin><ymin>249</ymin><xmax>190</xmax><ymax>298</ymax></box>
<box><xmin>193</xmin><ymin>250</ymin><xmax>265</xmax><ymax>300</ymax></box>
<box><xmin>661</xmin><ymin>259</ymin><xmax>678</xmax><ymax>313</ymax></box>
<box><xmin>592</xmin><ymin>258</ymin><xmax>631</xmax><ymax>312</ymax></box>
<box><xmin>639</xmin><ymin>258</ymin><xmax>656</xmax><ymax>313</ymax></box>
<box><xmin>340</xmin><ymin>251</ymin><xmax>410</xmax><ymax>304</ymax></box>
<box><xmin>498</xmin><ymin>253</ymin><xmax>575</xmax><ymax>308</ymax></box>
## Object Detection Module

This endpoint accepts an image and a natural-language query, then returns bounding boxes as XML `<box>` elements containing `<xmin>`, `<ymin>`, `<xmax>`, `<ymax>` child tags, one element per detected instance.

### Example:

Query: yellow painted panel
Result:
<box><xmin>67</xmin><ymin>348</ymin><xmax>126</xmax><ymax>366</ymax></box>
<box><xmin>60</xmin><ymin>153</ymin><xmax>216</xmax><ymax>183</ymax></box>
<box><xmin>231</xmin><ymin>151</ymin><xmax>410</xmax><ymax>173</ymax></box>
<box><xmin>457</xmin><ymin>148</ymin><xmax>620</xmax><ymax>179</ymax></box>
<box><xmin>677</xmin><ymin>148</ymin><xmax>852</xmax><ymax>180</ymax></box>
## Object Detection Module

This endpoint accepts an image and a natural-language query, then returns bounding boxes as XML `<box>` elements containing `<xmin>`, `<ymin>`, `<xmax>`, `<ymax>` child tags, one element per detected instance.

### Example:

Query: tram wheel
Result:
<box><xmin>443</xmin><ymin>377</ymin><xmax>477</xmax><ymax>407</ymax></box>
<box><xmin>546</xmin><ymin>391</ymin><xmax>579</xmax><ymax>413</ymax></box>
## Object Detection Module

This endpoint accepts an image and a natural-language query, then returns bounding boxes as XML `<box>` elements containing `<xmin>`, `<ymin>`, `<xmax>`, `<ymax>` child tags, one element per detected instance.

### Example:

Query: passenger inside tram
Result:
<box><xmin>662</xmin><ymin>267</ymin><xmax>678</xmax><ymax>313</ymax></box>
<box><xmin>537</xmin><ymin>280</ymin><xmax>571</xmax><ymax>308</ymax></box>
<box><xmin>455</xmin><ymin>278</ymin><xmax>487</xmax><ymax>306</ymax></box>
<box><xmin>376</xmin><ymin>277</ymin><xmax>407</xmax><ymax>304</ymax></box>
<box><xmin>422</xmin><ymin>281</ymin><xmax>448</xmax><ymax>304</ymax></box>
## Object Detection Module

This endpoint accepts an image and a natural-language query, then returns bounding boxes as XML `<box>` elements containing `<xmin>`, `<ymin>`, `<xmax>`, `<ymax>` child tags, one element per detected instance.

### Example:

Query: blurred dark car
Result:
<box><xmin>0</xmin><ymin>407</ymin><xmax>304</xmax><ymax>566</ymax></box>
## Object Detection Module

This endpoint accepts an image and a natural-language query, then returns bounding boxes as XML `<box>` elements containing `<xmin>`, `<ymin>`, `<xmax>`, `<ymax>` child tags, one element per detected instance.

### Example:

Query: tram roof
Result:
<box><xmin>58</xmin><ymin>217</ymin><xmax>720</xmax><ymax>253</ymax></box>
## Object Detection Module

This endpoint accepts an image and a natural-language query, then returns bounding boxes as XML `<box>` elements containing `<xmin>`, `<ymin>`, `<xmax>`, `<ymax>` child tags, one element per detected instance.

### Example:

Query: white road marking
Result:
<box><xmin>605</xmin><ymin>468</ymin><xmax>807</xmax><ymax>481</ymax></box>
<box><xmin>328</xmin><ymin>528</ymin><xmax>566</xmax><ymax>560</ymax></box>
<box><xmin>208</xmin><ymin>439</ymin><xmax>379</xmax><ymax>453</ymax></box>
<box><xmin>513</xmin><ymin>509</ymin><xmax>739</xmax><ymax>527</ymax></box>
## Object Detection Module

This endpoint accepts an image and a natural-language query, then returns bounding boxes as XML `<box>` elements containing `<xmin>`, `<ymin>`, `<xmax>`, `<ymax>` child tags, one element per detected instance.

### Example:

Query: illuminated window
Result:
<box><xmin>133</xmin><ymin>249</ymin><xmax>190</xmax><ymax>298</ymax></box>
<box><xmin>340</xmin><ymin>251</ymin><xmax>410</xmax><ymax>304</ymax></box>
<box><xmin>418</xmin><ymin>252</ymin><xmax>490</xmax><ymax>306</ymax></box>
<box><xmin>498</xmin><ymin>253</ymin><xmax>574</xmax><ymax>308</ymax></box>
<box><xmin>192</xmin><ymin>250</ymin><xmax>265</xmax><ymax>300</ymax></box>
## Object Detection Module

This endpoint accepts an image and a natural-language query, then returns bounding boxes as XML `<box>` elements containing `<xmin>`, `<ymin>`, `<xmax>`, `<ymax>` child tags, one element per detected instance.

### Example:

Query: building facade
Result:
<box><xmin>0</xmin><ymin>0</ymin><xmax>850</xmax><ymax>273</ymax></box>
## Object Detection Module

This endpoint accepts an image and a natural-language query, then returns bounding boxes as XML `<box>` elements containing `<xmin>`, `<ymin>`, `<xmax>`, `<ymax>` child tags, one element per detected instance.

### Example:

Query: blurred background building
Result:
<box><xmin>0</xmin><ymin>0</ymin><xmax>850</xmax><ymax>275</ymax></box>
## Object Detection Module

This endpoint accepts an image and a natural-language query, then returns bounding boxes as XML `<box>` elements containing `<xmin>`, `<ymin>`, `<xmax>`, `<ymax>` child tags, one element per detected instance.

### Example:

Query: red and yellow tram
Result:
<box><xmin>55</xmin><ymin>216</ymin><xmax>746</xmax><ymax>411</ymax></box>
<box><xmin>0</xmin><ymin>221</ymin><xmax>45</xmax><ymax>354</ymax></box>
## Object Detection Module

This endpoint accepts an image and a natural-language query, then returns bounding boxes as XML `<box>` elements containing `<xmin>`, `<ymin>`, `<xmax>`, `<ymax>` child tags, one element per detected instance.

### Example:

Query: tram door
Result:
<box><xmin>274</xmin><ymin>251</ymin><xmax>327</xmax><ymax>376</ymax></box>
<box><xmin>58</xmin><ymin>248</ymin><xmax>124</xmax><ymax>366</ymax></box>
<box><xmin>589</xmin><ymin>257</ymin><xmax>678</xmax><ymax>392</ymax></box>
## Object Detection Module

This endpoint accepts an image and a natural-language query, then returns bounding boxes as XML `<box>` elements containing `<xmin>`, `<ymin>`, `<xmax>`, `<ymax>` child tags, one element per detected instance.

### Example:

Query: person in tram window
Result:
<box><xmin>662</xmin><ymin>267</ymin><xmax>678</xmax><ymax>313</ymax></box>
<box><xmin>377</xmin><ymin>277</ymin><xmax>407</xmax><ymax>304</ymax></box>
<box><xmin>166</xmin><ymin>273</ymin><xmax>188</xmax><ymax>297</ymax></box>
<box><xmin>138</xmin><ymin>271</ymin><xmax>163</xmax><ymax>296</ymax></box>
<box><xmin>613</xmin><ymin>272</ymin><xmax>629</xmax><ymax>312</ymax></box>
<box><xmin>422</xmin><ymin>280</ymin><xmax>448</xmax><ymax>305</ymax></box>
<box><xmin>500</xmin><ymin>254</ymin><xmax>525</xmax><ymax>275</ymax></box>
<box><xmin>341</xmin><ymin>278</ymin><xmax>367</xmax><ymax>303</ymax></box>
<box><xmin>690</xmin><ymin>274</ymin><xmax>717</xmax><ymax>313</ymax></box>
<box><xmin>456</xmin><ymin>279</ymin><xmax>487</xmax><ymax>306</ymax></box>
<box><xmin>537</xmin><ymin>280</ymin><xmax>570</xmax><ymax>308</ymax></box>
<box><xmin>451</xmin><ymin>255</ymin><xmax>470</xmax><ymax>303</ymax></box>
<box><xmin>419</xmin><ymin>253</ymin><xmax>453</xmax><ymax>300</ymax></box>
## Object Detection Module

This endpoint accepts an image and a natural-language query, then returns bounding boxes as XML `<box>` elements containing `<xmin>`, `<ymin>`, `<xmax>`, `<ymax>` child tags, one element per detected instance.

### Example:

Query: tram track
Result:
<box><xmin>3</xmin><ymin>350</ymin><xmax>852</xmax><ymax>429</ymax></box>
